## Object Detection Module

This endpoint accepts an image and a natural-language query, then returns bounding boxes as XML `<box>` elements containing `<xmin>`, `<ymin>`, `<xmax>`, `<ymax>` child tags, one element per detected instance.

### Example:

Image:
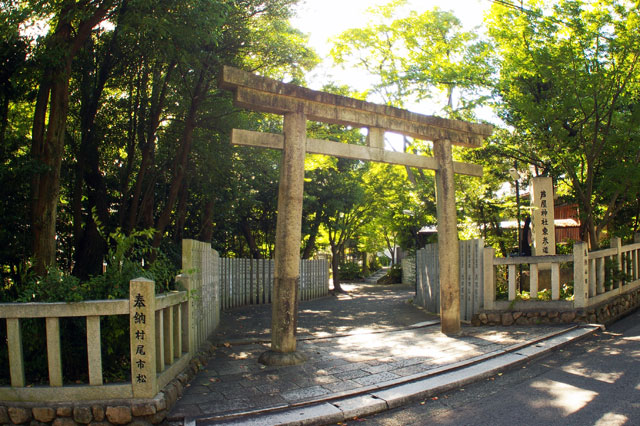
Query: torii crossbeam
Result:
<box><xmin>219</xmin><ymin>66</ymin><xmax>493</xmax><ymax>365</ymax></box>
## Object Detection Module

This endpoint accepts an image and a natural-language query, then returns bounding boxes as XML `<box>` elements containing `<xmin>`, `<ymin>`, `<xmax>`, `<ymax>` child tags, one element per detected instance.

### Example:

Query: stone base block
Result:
<box><xmin>258</xmin><ymin>350</ymin><xmax>308</xmax><ymax>366</ymax></box>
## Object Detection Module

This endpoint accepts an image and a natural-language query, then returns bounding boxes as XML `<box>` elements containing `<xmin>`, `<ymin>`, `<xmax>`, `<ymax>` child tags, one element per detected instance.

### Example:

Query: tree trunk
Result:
<box><xmin>0</xmin><ymin>92</ymin><xmax>8</xmax><ymax>147</ymax></box>
<box><xmin>151</xmin><ymin>71</ymin><xmax>208</xmax><ymax>250</ymax></box>
<box><xmin>31</xmin><ymin>68</ymin><xmax>71</xmax><ymax>275</ymax></box>
<box><xmin>118</xmin><ymin>80</ymin><xmax>139</xmax><ymax>228</ymax></box>
<box><xmin>241</xmin><ymin>219</ymin><xmax>262</xmax><ymax>259</ymax></box>
<box><xmin>173</xmin><ymin>178</ymin><xmax>190</xmax><ymax>244</ymax></box>
<box><xmin>198</xmin><ymin>197</ymin><xmax>215</xmax><ymax>242</ymax></box>
<box><xmin>301</xmin><ymin>213</ymin><xmax>322</xmax><ymax>259</ymax></box>
<box><xmin>30</xmin><ymin>1</ymin><xmax>116</xmax><ymax>275</ymax></box>
<box><xmin>330</xmin><ymin>244</ymin><xmax>344</xmax><ymax>293</ymax></box>
<box><xmin>73</xmin><ymin>32</ymin><xmax>121</xmax><ymax>279</ymax></box>
<box><xmin>384</xmin><ymin>233</ymin><xmax>396</xmax><ymax>265</ymax></box>
<box><xmin>362</xmin><ymin>252</ymin><xmax>369</xmax><ymax>277</ymax></box>
<box><xmin>126</xmin><ymin>62</ymin><xmax>175</xmax><ymax>232</ymax></box>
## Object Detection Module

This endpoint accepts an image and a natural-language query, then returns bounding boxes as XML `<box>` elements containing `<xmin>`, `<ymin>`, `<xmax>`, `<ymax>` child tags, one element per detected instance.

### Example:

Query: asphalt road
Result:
<box><xmin>354</xmin><ymin>309</ymin><xmax>640</xmax><ymax>426</ymax></box>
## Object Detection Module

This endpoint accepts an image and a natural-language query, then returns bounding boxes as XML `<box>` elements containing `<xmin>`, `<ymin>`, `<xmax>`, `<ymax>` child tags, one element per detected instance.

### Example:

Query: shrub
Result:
<box><xmin>378</xmin><ymin>264</ymin><xmax>402</xmax><ymax>284</ymax></box>
<box><xmin>0</xmin><ymin>228</ymin><xmax>178</xmax><ymax>386</ymax></box>
<box><xmin>338</xmin><ymin>261</ymin><xmax>362</xmax><ymax>281</ymax></box>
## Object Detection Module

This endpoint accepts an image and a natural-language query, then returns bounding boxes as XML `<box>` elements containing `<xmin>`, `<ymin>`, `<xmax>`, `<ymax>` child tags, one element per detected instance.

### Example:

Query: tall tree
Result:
<box><xmin>64</xmin><ymin>0</ymin><xmax>315</xmax><ymax>273</ymax></box>
<box><xmin>364</xmin><ymin>162</ymin><xmax>436</xmax><ymax>257</ymax></box>
<box><xmin>315</xmin><ymin>158</ymin><xmax>370</xmax><ymax>292</ymax></box>
<box><xmin>330</xmin><ymin>0</ymin><xmax>493</xmax><ymax>252</ymax></box>
<box><xmin>30</xmin><ymin>0</ymin><xmax>121</xmax><ymax>275</ymax></box>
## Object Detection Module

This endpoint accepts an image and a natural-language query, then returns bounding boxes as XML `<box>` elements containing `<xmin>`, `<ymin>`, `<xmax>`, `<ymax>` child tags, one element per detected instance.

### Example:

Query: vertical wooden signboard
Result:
<box><xmin>531</xmin><ymin>177</ymin><xmax>556</xmax><ymax>256</ymax></box>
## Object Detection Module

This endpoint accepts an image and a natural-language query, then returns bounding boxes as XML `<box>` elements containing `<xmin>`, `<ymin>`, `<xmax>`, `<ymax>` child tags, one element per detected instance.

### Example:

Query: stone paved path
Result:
<box><xmin>212</xmin><ymin>283</ymin><xmax>436</xmax><ymax>343</ymax></box>
<box><xmin>168</xmin><ymin>283</ymin><xmax>572</xmax><ymax>423</ymax></box>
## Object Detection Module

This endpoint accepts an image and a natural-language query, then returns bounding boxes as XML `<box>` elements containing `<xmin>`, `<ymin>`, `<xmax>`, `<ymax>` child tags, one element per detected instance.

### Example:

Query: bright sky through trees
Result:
<box><xmin>290</xmin><ymin>0</ymin><xmax>490</xmax><ymax>93</ymax></box>
<box><xmin>290</xmin><ymin>0</ymin><xmax>497</xmax><ymax>148</ymax></box>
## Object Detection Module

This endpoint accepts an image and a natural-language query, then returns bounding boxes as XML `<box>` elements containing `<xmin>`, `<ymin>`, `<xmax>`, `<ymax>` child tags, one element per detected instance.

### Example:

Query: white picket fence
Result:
<box><xmin>219</xmin><ymin>257</ymin><xmax>329</xmax><ymax>309</ymax></box>
<box><xmin>416</xmin><ymin>239</ymin><xmax>484</xmax><ymax>322</ymax></box>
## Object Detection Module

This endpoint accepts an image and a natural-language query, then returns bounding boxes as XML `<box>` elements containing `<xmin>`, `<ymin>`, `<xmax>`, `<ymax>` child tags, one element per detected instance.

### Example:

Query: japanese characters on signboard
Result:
<box><xmin>129</xmin><ymin>279</ymin><xmax>155</xmax><ymax>397</ymax></box>
<box><xmin>531</xmin><ymin>177</ymin><xmax>556</xmax><ymax>256</ymax></box>
<box><xmin>133</xmin><ymin>292</ymin><xmax>148</xmax><ymax>385</ymax></box>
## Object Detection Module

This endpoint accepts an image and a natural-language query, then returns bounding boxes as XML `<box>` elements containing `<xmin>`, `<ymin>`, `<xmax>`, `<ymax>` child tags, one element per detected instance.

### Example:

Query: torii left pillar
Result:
<box><xmin>258</xmin><ymin>111</ymin><xmax>309</xmax><ymax>366</ymax></box>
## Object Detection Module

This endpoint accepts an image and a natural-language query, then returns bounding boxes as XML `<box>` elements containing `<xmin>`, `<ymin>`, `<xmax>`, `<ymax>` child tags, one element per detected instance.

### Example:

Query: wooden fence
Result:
<box><xmin>415</xmin><ymin>239</ymin><xmax>484</xmax><ymax>322</ymax></box>
<box><xmin>219</xmin><ymin>257</ymin><xmax>329</xmax><ymax>309</ymax></box>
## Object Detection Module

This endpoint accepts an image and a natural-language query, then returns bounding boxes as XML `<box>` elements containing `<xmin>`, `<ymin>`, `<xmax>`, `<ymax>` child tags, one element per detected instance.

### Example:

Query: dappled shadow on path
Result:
<box><xmin>213</xmin><ymin>283</ymin><xmax>439</xmax><ymax>343</ymax></box>
<box><xmin>172</xmin><ymin>283</ymin><xmax>581</xmax><ymax>420</ymax></box>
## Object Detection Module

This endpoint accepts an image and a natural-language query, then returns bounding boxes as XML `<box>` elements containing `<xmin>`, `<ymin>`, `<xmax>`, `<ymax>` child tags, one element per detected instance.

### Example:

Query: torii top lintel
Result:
<box><xmin>219</xmin><ymin>66</ymin><xmax>493</xmax><ymax>148</ymax></box>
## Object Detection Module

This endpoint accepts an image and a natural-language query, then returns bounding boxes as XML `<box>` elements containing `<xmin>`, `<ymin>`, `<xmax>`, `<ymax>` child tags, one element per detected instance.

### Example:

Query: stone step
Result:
<box><xmin>365</xmin><ymin>268</ymin><xmax>389</xmax><ymax>283</ymax></box>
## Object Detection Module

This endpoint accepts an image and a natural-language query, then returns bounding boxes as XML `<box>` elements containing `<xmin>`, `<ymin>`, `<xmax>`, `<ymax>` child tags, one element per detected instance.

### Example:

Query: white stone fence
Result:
<box><xmin>478</xmin><ymin>236</ymin><xmax>640</xmax><ymax>326</ymax></box>
<box><xmin>0</xmin><ymin>238</ymin><xmax>329</xmax><ymax>411</ymax></box>
<box><xmin>416</xmin><ymin>236</ymin><xmax>640</xmax><ymax>325</ymax></box>
<box><xmin>484</xmin><ymin>237</ymin><xmax>640</xmax><ymax>309</ymax></box>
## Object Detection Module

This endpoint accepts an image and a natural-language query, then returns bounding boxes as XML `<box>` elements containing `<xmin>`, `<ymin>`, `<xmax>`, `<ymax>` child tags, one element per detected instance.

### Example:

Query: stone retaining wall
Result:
<box><xmin>0</xmin><ymin>344</ymin><xmax>216</xmax><ymax>426</ymax></box>
<box><xmin>473</xmin><ymin>286</ymin><xmax>640</xmax><ymax>327</ymax></box>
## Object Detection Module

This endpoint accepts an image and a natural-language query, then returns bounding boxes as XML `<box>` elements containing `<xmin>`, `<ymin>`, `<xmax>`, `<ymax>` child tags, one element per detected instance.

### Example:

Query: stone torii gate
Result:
<box><xmin>219</xmin><ymin>66</ymin><xmax>493</xmax><ymax>365</ymax></box>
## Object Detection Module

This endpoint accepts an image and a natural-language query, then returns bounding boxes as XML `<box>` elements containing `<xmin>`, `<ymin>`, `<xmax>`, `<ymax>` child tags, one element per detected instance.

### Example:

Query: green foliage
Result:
<box><xmin>15</xmin><ymin>229</ymin><xmax>177</xmax><ymax>303</ymax></box>
<box><xmin>93</xmin><ymin>228</ymin><xmax>178</xmax><ymax>297</ymax></box>
<box><xmin>603</xmin><ymin>258</ymin><xmax>631</xmax><ymax>290</ymax></box>
<box><xmin>556</xmin><ymin>241</ymin><xmax>575</xmax><ymax>255</ymax></box>
<box><xmin>0</xmin><ymin>229</ymin><xmax>176</xmax><ymax>385</ymax></box>
<box><xmin>16</xmin><ymin>269</ymin><xmax>84</xmax><ymax>303</ymax></box>
<box><xmin>0</xmin><ymin>0</ymin><xmax>319</xmax><ymax>282</ymax></box>
<box><xmin>331</xmin><ymin>1</ymin><xmax>493</xmax><ymax>115</ymax></box>
<box><xmin>495</xmin><ymin>276</ymin><xmax>509</xmax><ymax>301</ymax></box>
<box><xmin>338</xmin><ymin>261</ymin><xmax>362</xmax><ymax>281</ymax></box>
<box><xmin>535</xmin><ymin>283</ymin><xmax>574</xmax><ymax>301</ymax></box>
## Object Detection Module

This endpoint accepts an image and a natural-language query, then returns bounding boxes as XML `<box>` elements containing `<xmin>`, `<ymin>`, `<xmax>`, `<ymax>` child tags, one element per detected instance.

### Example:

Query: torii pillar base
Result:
<box><xmin>258</xmin><ymin>349</ymin><xmax>308</xmax><ymax>366</ymax></box>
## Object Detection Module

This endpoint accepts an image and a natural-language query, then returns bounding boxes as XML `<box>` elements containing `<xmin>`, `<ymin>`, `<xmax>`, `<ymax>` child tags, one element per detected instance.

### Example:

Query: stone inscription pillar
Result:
<box><xmin>434</xmin><ymin>139</ymin><xmax>461</xmax><ymax>335</ymax></box>
<box><xmin>259</xmin><ymin>111</ymin><xmax>308</xmax><ymax>365</ymax></box>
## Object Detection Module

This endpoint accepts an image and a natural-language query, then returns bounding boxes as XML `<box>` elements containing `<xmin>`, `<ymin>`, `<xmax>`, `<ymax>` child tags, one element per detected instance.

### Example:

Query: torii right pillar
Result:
<box><xmin>434</xmin><ymin>139</ymin><xmax>461</xmax><ymax>335</ymax></box>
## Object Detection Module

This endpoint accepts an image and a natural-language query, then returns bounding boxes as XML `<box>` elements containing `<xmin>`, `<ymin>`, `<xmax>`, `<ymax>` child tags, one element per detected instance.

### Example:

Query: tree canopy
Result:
<box><xmin>487</xmin><ymin>0</ymin><xmax>640</xmax><ymax>247</ymax></box>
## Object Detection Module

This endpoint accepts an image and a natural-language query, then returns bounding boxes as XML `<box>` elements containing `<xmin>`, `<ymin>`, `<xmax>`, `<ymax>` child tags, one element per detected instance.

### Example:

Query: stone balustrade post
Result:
<box><xmin>610</xmin><ymin>237</ymin><xmax>622</xmax><ymax>288</ymax></box>
<box><xmin>176</xmin><ymin>274</ymin><xmax>194</xmax><ymax>356</ymax></box>
<box><xmin>573</xmin><ymin>242</ymin><xmax>589</xmax><ymax>308</ymax></box>
<box><xmin>483</xmin><ymin>247</ymin><xmax>495</xmax><ymax>310</ymax></box>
